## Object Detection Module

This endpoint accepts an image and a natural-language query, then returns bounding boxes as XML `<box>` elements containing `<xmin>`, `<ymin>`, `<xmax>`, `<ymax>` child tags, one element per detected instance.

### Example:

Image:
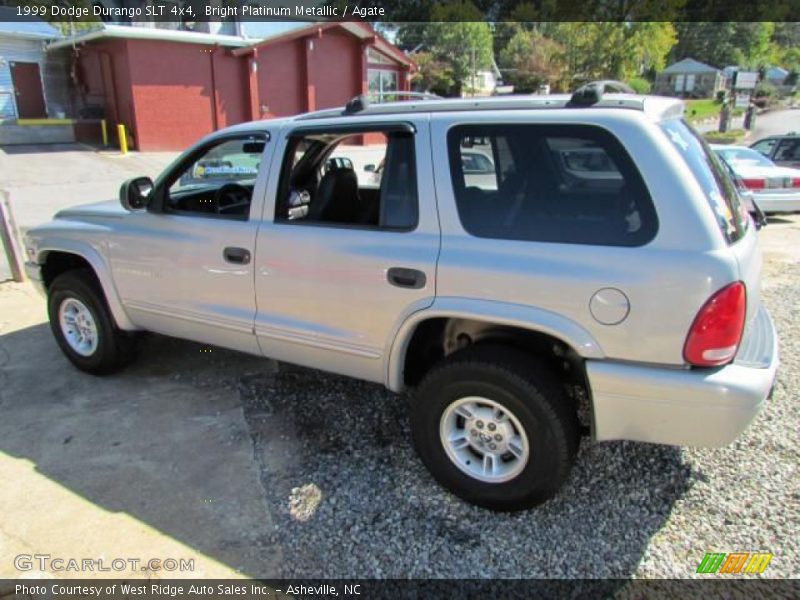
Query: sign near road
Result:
<box><xmin>735</xmin><ymin>71</ymin><xmax>759</xmax><ymax>89</ymax></box>
<box><xmin>735</xmin><ymin>92</ymin><xmax>752</xmax><ymax>109</ymax></box>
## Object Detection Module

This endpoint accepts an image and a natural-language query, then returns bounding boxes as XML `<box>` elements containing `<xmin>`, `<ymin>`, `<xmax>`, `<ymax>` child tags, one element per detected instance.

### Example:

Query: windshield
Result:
<box><xmin>715</xmin><ymin>147</ymin><xmax>775</xmax><ymax>168</ymax></box>
<box><xmin>660</xmin><ymin>119</ymin><xmax>749</xmax><ymax>245</ymax></box>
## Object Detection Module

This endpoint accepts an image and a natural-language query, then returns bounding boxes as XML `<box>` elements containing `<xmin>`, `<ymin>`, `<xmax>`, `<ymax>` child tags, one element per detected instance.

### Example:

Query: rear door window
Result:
<box><xmin>659</xmin><ymin>119</ymin><xmax>748</xmax><ymax>244</ymax></box>
<box><xmin>447</xmin><ymin>124</ymin><xmax>657</xmax><ymax>247</ymax></box>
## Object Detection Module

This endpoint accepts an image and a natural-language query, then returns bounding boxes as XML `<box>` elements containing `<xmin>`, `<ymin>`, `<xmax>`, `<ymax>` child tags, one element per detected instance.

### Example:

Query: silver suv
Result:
<box><xmin>24</xmin><ymin>87</ymin><xmax>779</xmax><ymax>511</ymax></box>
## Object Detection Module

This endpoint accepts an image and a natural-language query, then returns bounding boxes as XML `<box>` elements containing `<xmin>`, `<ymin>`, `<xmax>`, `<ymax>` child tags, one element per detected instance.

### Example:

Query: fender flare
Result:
<box><xmin>385</xmin><ymin>296</ymin><xmax>604</xmax><ymax>392</ymax></box>
<box><xmin>38</xmin><ymin>240</ymin><xmax>137</xmax><ymax>331</ymax></box>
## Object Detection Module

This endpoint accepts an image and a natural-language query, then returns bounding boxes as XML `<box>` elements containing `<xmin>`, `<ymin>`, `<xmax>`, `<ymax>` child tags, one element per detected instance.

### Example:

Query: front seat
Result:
<box><xmin>308</xmin><ymin>167</ymin><xmax>360</xmax><ymax>223</ymax></box>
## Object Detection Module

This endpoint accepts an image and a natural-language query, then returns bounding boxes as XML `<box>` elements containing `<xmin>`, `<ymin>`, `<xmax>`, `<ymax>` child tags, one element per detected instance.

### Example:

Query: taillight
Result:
<box><xmin>792</xmin><ymin>178</ymin><xmax>800</xmax><ymax>188</ymax></box>
<box><xmin>683</xmin><ymin>282</ymin><xmax>746</xmax><ymax>367</ymax></box>
<box><xmin>741</xmin><ymin>178</ymin><xmax>765</xmax><ymax>190</ymax></box>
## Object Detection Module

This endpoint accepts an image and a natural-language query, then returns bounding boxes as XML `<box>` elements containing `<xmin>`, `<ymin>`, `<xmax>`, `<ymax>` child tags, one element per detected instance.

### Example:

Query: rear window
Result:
<box><xmin>447</xmin><ymin>124</ymin><xmax>658</xmax><ymax>247</ymax></box>
<box><xmin>659</xmin><ymin>119</ymin><xmax>748</xmax><ymax>244</ymax></box>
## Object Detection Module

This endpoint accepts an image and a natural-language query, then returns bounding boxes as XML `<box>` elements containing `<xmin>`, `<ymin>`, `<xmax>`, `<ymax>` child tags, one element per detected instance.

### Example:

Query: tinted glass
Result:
<box><xmin>448</xmin><ymin>124</ymin><xmax>657</xmax><ymax>247</ymax></box>
<box><xmin>660</xmin><ymin>119</ymin><xmax>748</xmax><ymax>244</ymax></box>
<box><xmin>775</xmin><ymin>139</ymin><xmax>800</xmax><ymax>161</ymax></box>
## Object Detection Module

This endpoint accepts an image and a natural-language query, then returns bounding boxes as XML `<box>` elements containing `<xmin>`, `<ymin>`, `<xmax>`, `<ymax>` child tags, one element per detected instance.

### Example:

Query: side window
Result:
<box><xmin>163</xmin><ymin>134</ymin><xmax>266</xmax><ymax>219</ymax></box>
<box><xmin>275</xmin><ymin>128</ymin><xmax>418</xmax><ymax>230</ymax></box>
<box><xmin>774</xmin><ymin>139</ymin><xmax>800</xmax><ymax>161</ymax></box>
<box><xmin>660</xmin><ymin>119</ymin><xmax>748</xmax><ymax>245</ymax></box>
<box><xmin>448</xmin><ymin>124</ymin><xmax>658</xmax><ymax>247</ymax></box>
<box><xmin>751</xmin><ymin>138</ymin><xmax>777</xmax><ymax>157</ymax></box>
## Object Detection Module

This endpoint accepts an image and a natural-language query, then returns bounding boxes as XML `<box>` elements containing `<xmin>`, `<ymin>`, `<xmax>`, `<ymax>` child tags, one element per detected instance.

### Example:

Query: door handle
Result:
<box><xmin>223</xmin><ymin>247</ymin><xmax>251</xmax><ymax>265</ymax></box>
<box><xmin>387</xmin><ymin>267</ymin><xmax>426</xmax><ymax>289</ymax></box>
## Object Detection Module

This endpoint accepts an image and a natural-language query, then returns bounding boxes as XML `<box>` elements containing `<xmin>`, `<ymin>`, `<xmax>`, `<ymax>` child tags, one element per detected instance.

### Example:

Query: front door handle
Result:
<box><xmin>223</xmin><ymin>247</ymin><xmax>251</xmax><ymax>265</ymax></box>
<box><xmin>387</xmin><ymin>267</ymin><xmax>426</xmax><ymax>289</ymax></box>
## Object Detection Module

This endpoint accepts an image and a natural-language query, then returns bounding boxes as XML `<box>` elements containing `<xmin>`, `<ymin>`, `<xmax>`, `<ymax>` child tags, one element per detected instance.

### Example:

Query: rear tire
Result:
<box><xmin>47</xmin><ymin>269</ymin><xmax>136</xmax><ymax>375</ymax></box>
<box><xmin>411</xmin><ymin>345</ymin><xmax>579</xmax><ymax>511</ymax></box>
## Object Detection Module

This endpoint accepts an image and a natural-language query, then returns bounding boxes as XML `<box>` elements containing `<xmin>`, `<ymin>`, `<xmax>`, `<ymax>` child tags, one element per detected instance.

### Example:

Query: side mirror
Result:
<box><xmin>364</xmin><ymin>164</ymin><xmax>376</xmax><ymax>172</ymax></box>
<box><xmin>120</xmin><ymin>176</ymin><xmax>153</xmax><ymax>211</ymax></box>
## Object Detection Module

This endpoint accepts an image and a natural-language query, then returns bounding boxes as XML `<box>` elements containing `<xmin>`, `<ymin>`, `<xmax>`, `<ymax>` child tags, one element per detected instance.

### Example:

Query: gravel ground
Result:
<box><xmin>218</xmin><ymin>220</ymin><xmax>798</xmax><ymax>580</ymax></box>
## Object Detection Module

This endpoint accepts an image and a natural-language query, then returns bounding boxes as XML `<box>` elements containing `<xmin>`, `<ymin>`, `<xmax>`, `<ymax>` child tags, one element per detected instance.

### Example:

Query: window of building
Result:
<box><xmin>447</xmin><ymin>124</ymin><xmax>658</xmax><ymax>247</ymax></box>
<box><xmin>368</xmin><ymin>69</ymin><xmax>398</xmax><ymax>102</ymax></box>
<box><xmin>276</xmin><ymin>128</ymin><xmax>418</xmax><ymax>230</ymax></box>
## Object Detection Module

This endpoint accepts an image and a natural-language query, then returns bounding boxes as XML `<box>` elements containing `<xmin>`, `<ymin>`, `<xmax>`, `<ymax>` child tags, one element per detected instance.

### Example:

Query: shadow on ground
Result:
<box><xmin>0</xmin><ymin>318</ymin><xmax>694</xmax><ymax>579</ymax></box>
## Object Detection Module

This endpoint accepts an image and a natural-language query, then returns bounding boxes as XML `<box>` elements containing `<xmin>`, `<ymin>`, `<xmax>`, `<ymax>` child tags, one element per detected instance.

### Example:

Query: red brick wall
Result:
<box><xmin>126</xmin><ymin>40</ymin><xmax>227</xmax><ymax>151</ymax></box>
<box><xmin>256</xmin><ymin>39</ymin><xmax>305</xmax><ymax>118</ymax></box>
<box><xmin>312</xmin><ymin>30</ymin><xmax>359</xmax><ymax>110</ymax></box>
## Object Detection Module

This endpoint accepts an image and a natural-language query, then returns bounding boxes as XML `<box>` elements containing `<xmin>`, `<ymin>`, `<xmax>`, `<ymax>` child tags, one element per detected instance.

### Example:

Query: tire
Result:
<box><xmin>411</xmin><ymin>345</ymin><xmax>579</xmax><ymax>511</ymax></box>
<box><xmin>47</xmin><ymin>269</ymin><xmax>136</xmax><ymax>375</ymax></box>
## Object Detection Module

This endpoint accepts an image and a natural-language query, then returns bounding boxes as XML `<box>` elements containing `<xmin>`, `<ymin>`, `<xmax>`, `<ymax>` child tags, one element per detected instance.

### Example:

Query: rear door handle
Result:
<box><xmin>387</xmin><ymin>267</ymin><xmax>426</xmax><ymax>289</ymax></box>
<box><xmin>223</xmin><ymin>247</ymin><xmax>251</xmax><ymax>265</ymax></box>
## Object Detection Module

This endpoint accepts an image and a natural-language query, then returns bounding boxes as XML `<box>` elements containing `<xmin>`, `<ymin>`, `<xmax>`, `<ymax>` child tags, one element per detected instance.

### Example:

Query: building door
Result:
<box><xmin>10</xmin><ymin>62</ymin><xmax>46</xmax><ymax>119</ymax></box>
<box><xmin>686</xmin><ymin>74</ymin><xmax>696</xmax><ymax>93</ymax></box>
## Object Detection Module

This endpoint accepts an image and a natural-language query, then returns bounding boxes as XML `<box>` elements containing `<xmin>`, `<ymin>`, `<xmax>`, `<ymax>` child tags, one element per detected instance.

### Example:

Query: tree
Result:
<box><xmin>671</xmin><ymin>22</ymin><xmax>776</xmax><ymax>69</ymax></box>
<box><xmin>396</xmin><ymin>2</ymin><xmax>494</xmax><ymax>97</ymax></box>
<box><xmin>498</xmin><ymin>28</ymin><xmax>568</xmax><ymax>92</ymax></box>
<box><xmin>410</xmin><ymin>52</ymin><xmax>455</xmax><ymax>96</ymax></box>
<box><xmin>546</xmin><ymin>23</ymin><xmax>675</xmax><ymax>85</ymax></box>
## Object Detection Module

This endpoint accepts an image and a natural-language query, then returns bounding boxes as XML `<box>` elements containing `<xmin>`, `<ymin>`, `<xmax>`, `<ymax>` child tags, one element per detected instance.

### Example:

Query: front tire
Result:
<box><xmin>411</xmin><ymin>345</ymin><xmax>579</xmax><ymax>511</ymax></box>
<box><xmin>47</xmin><ymin>269</ymin><xmax>135</xmax><ymax>375</ymax></box>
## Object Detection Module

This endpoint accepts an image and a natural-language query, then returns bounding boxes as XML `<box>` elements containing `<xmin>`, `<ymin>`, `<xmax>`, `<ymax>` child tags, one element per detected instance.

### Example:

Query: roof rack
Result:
<box><xmin>568</xmin><ymin>80</ymin><xmax>636</xmax><ymax>107</ymax></box>
<box><xmin>344</xmin><ymin>91</ymin><xmax>442</xmax><ymax>115</ymax></box>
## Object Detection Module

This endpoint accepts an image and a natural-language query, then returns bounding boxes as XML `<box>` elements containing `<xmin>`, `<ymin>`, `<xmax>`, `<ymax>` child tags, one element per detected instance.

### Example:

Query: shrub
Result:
<box><xmin>627</xmin><ymin>77</ymin><xmax>652</xmax><ymax>94</ymax></box>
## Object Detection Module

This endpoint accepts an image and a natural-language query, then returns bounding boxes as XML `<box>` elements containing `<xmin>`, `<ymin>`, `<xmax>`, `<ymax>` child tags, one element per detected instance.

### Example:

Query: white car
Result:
<box><xmin>712</xmin><ymin>144</ymin><xmax>800</xmax><ymax>213</ymax></box>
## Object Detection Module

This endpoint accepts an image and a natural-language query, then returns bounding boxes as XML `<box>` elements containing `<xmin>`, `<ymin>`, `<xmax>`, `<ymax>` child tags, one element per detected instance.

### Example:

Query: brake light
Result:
<box><xmin>683</xmin><ymin>282</ymin><xmax>746</xmax><ymax>367</ymax></box>
<box><xmin>741</xmin><ymin>178</ymin><xmax>765</xmax><ymax>190</ymax></box>
<box><xmin>792</xmin><ymin>178</ymin><xmax>800</xmax><ymax>188</ymax></box>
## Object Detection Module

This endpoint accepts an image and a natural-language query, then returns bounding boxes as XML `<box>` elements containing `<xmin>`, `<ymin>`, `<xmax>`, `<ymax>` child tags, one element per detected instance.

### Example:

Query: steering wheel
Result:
<box><xmin>213</xmin><ymin>183</ymin><xmax>251</xmax><ymax>215</ymax></box>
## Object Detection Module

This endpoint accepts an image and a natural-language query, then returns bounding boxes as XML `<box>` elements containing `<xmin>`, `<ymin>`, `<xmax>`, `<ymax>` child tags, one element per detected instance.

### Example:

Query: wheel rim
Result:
<box><xmin>439</xmin><ymin>396</ymin><xmax>530</xmax><ymax>484</ymax></box>
<box><xmin>58</xmin><ymin>297</ymin><xmax>99</xmax><ymax>357</ymax></box>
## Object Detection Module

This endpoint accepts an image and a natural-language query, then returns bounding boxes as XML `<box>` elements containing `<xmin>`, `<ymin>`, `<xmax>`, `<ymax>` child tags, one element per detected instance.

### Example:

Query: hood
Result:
<box><xmin>55</xmin><ymin>199</ymin><xmax>128</xmax><ymax>220</ymax></box>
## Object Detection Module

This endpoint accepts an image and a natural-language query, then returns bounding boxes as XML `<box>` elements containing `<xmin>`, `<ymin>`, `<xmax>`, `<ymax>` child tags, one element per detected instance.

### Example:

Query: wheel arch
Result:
<box><xmin>38</xmin><ymin>243</ymin><xmax>137</xmax><ymax>331</ymax></box>
<box><xmin>385</xmin><ymin>298</ymin><xmax>604</xmax><ymax>392</ymax></box>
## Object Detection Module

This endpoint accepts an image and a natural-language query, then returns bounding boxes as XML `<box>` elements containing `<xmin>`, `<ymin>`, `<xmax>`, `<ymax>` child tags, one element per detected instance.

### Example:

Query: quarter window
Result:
<box><xmin>448</xmin><ymin>124</ymin><xmax>658</xmax><ymax>246</ymax></box>
<box><xmin>660</xmin><ymin>119</ymin><xmax>748</xmax><ymax>244</ymax></box>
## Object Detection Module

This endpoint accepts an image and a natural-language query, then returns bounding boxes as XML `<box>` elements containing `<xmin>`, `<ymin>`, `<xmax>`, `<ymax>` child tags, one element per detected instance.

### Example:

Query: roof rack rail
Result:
<box><xmin>343</xmin><ymin>91</ymin><xmax>442</xmax><ymax>115</ymax></box>
<box><xmin>568</xmin><ymin>80</ymin><xmax>636</xmax><ymax>107</ymax></box>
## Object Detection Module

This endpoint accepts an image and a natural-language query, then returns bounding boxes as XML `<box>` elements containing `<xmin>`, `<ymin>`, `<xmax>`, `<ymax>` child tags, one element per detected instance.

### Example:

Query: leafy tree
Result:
<box><xmin>396</xmin><ymin>2</ymin><xmax>494</xmax><ymax>97</ymax></box>
<box><xmin>546</xmin><ymin>22</ymin><xmax>675</xmax><ymax>85</ymax></box>
<box><xmin>498</xmin><ymin>28</ymin><xmax>568</xmax><ymax>92</ymax></box>
<box><xmin>410</xmin><ymin>52</ymin><xmax>455</xmax><ymax>96</ymax></box>
<box><xmin>670</xmin><ymin>22</ymin><xmax>777</xmax><ymax>69</ymax></box>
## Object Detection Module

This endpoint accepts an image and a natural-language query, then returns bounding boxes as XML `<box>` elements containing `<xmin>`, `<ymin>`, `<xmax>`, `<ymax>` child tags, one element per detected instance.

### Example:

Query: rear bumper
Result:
<box><xmin>24</xmin><ymin>261</ymin><xmax>46</xmax><ymax>296</ymax></box>
<box><xmin>588</xmin><ymin>306</ymin><xmax>778</xmax><ymax>447</ymax></box>
<box><xmin>752</xmin><ymin>191</ymin><xmax>800</xmax><ymax>213</ymax></box>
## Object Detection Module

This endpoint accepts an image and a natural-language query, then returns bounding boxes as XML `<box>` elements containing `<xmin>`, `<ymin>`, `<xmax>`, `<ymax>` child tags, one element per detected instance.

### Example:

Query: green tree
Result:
<box><xmin>498</xmin><ymin>28</ymin><xmax>568</xmax><ymax>92</ymax></box>
<box><xmin>397</xmin><ymin>2</ymin><xmax>494</xmax><ymax>97</ymax></box>
<box><xmin>671</xmin><ymin>22</ymin><xmax>776</xmax><ymax>69</ymax></box>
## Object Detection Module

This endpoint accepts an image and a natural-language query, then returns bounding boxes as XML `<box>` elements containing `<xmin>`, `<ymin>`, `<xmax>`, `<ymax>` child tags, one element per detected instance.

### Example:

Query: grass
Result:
<box><xmin>702</xmin><ymin>129</ymin><xmax>747</xmax><ymax>144</ymax></box>
<box><xmin>685</xmin><ymin>98</ymin><xmax>744</xmax><ymax>123</ymax></box>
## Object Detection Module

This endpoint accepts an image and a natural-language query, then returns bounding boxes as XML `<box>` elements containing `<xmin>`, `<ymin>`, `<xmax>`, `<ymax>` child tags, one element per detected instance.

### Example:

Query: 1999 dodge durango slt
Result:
<box><xmin>24</xmin><ymin>85</ymin><xmax>779</xmax><ymax>510</ymax></box>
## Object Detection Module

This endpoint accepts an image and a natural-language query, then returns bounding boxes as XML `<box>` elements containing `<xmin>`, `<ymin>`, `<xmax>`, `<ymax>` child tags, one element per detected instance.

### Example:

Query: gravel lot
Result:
<box><xmin>218</xmin><ymin>218</ymin><xmax>797</xmax><ymax>580</ymax></box>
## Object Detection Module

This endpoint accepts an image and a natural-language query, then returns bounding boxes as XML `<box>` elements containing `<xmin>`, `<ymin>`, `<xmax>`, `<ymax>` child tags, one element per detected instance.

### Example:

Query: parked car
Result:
<box><xmin>24</xmin><ymin>89</ymin><xmax>778</xmax><ymax>511</ymax></box>
<box><xmin>713</xmin><ymin>144</ymin><xmax>800</xmax><ymax>213</ymax></box>
<box><xmin>750</xmin><ymin>132</ymin><xmax>800</xmax><ymax>168</ymax></box>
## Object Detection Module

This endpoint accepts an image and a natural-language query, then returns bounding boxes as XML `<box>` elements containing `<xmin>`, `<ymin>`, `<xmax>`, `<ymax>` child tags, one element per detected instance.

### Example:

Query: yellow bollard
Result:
<box><xmin>100</xmin><ymin>119</ymin><xmax>108</xmax><ymax>146</ymax></box>
<box><xmin>117</xmin><ymin>123</ymin><xmax>128</xmax><ymax>154</ymax></box>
